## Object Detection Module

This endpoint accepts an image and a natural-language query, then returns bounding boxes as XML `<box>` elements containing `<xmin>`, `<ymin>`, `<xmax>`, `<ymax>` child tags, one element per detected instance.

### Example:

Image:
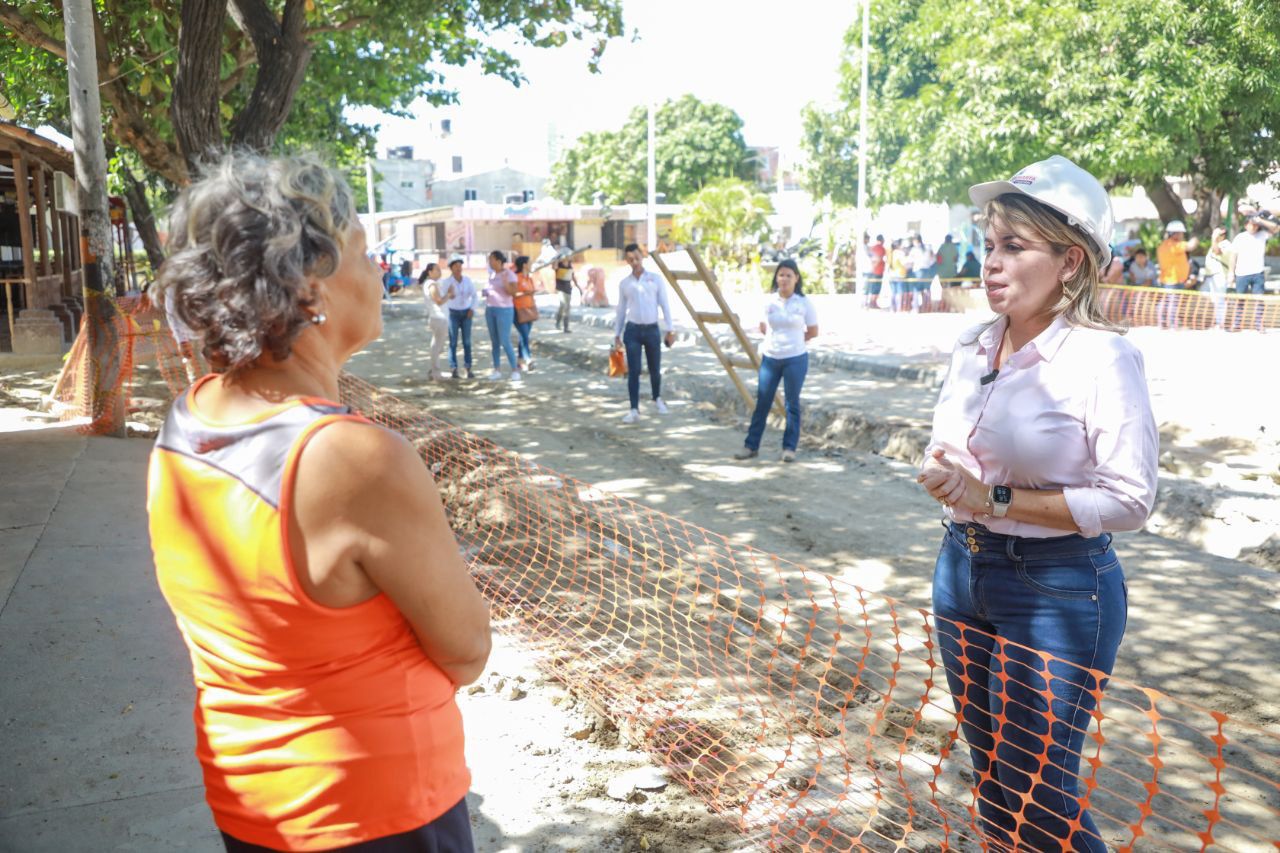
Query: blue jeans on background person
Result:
<box><xmin>1205</xmin><ymin>273</ymin><xmax>1229</xmax><ymax>329</ymax></box>
<box><xmin>1157</xmin><ymin>283</ymin><xmax>1183</xmax><ymax>329</ymax></box>
<box><xmin>1233</xmin><ymin>272</ymin><xmax>1266</xmax><ymax>331</ymax></box>
<box><xmin>515</xmin><ymin>320</ymin><xmax>533</xmax><ymax>361</ymax></box>
<box><xmin>485</xmin><ymin>305</ymin><xmax>518</xmax><ymax>370</ymax></box>
<box><xmin>932</xmin><ymin>522</ymin><xmax>1126</xmax><ymax>853</ymax></box>
<box><xmin>447</xmin><ymin>309</ymin><xmax>473</xmax><ymax>370</ymax></box>
<box><xmin>623</xmin><ymin>321</ymin><xmax>662</xmax><ymax>410</ymax></box>
<box><xmin>744</xmin><ymin>353</ymin><xmax>808</xmax><ymax>452</ymax></box>
<box><xmin>890</xmin><ymin>277</ymin><xmax>906</xmax><ymax>311</ymax></box>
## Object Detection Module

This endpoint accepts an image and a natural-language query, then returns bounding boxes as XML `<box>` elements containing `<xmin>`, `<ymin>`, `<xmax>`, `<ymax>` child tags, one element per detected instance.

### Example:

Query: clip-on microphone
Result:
<box><xmin>980</xmin><ymin>369</ymin><xmax>999</xmax><ymax>386</ymax></box>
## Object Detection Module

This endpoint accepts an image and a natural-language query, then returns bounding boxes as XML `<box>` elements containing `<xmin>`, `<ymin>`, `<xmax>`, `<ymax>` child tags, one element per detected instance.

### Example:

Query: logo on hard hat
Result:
<box><xmin>1011</xmin><ymin>174</ymin><xmax>1037</xmax><ymax>186</ymax></box>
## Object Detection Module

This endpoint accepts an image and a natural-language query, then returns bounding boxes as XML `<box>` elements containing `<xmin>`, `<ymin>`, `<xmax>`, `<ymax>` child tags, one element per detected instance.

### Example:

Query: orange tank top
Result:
<box><xmin>146</xmin><ymin>377</ymin><xmax>469</xmax><ymax>850</ymax></box>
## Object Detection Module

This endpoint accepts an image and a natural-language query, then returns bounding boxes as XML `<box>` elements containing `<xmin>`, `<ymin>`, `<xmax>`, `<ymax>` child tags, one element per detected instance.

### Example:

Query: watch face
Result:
<box><xmin>993</xmin><ymin>485</ymin><xmax>1013</xmax><ymax>504</ymax></box>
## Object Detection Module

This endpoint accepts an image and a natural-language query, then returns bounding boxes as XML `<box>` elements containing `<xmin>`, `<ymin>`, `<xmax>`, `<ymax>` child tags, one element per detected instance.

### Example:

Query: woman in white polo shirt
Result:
<box><xmin>917</xmin><ymin>155</ymin><xmax>1158</xmax><ymax>852</ymax></box>
<box><xmin>734</xmin><ymin>259</ymin><xmax>818</xmax><ymax>463</ymax></box>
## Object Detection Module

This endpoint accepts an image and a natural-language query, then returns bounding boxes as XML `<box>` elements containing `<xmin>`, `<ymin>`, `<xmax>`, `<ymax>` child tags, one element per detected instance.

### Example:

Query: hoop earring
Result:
<box><xmin>311</xmin><ymin>312</ymin><xmax>327</xmax><ymax>326</ymax></box>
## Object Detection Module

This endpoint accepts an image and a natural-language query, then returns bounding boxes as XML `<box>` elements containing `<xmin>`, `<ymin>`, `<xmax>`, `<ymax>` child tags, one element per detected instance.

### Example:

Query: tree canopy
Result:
<box><xmin>801</xmin><ymin>0</ymin><xmax>1280</xmax><ymax>233</ymax></box>
<box><xmin>547</xmin><ymin>94</ymin><xmax>754</xmax><ymax>204</ymax></box>
<box><xmin>671</xmin><ymin>178</ymin><xmax>772</xmax><ymax>267</ymax></box>
<box><xmin>0</xmin><ymin>0</ymin><xmax>625</xmax><ymax>187</ymax></box>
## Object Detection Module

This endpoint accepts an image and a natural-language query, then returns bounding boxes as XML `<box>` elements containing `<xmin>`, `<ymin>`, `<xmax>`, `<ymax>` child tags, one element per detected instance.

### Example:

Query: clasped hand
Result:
<box><xmin>916</xmin><ymin>449</ymin><xmax>988</xmax><ymax>515</ymax></box>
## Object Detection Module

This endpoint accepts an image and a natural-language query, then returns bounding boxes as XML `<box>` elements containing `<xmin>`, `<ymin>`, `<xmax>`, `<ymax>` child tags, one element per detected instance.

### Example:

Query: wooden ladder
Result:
<box><xmin>649</xmin><ymin>246</ymin><xmax>782</xmax><ymax>417</ymax></box>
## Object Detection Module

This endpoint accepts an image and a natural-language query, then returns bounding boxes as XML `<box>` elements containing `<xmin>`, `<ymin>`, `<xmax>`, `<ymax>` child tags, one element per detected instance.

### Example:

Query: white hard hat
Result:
<box><xmin>1165</xmin><ymin>220</ymin><xmax>1187</xmax><ymax>233</ymax></box>
<box><xmin>969</xmin><ymin>154</ymin><xmax>1114</xmax><ymax>265</ymax></box>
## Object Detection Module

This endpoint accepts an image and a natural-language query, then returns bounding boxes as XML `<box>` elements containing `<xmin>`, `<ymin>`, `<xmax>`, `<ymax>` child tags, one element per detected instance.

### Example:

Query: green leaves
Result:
<box><xmin>2</xmin><ymin>0</ymin><xmax>625</xmax><ymax>185</ymax></box>
<box><xmin>672</xmin><ymin>178</ymin><xmax>774</xmax><ymax>267</ymax></box>
<box><xmin>802</xmin><ymin>0</ymin><xmax>1280</xmax><ymax>214</ymax></box>
<box><xmin>547</xmin><ymin>94</ymin><xmax>754</xmax><ymax>204</ymax></box>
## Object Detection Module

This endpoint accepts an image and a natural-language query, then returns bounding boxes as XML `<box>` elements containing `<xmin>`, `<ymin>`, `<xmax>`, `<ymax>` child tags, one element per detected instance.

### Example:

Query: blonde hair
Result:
<box><xmin>983</xmin><ymin>193</ymin><xmax>1123</xmax><ymax>334</ymax></box>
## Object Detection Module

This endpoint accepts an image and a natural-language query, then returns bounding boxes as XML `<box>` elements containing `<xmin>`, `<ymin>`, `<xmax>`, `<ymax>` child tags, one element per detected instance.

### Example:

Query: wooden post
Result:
<box><xmin>33</xmin><ymin>162</ymin><xmax>51</xmax><ymax>278</ymax></box>
<box><xmin>49</xmin><ymin>194</ymin><xmax>64</xmax><ymax>281</ymax></box>
<box><xmin>12</xmin><ymin>152</ymin><xmax>36</xmax><ymax>303</ymax></box>
<box><xmin>4</xmin><ymin>283</ymin><xmax>14</xmax><ymax>346</ymax></box>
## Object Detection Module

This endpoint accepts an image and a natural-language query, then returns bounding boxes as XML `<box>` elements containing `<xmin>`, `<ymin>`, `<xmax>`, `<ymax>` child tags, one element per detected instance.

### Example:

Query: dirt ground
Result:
<box><xmin>4</xmin><ymin>286</ymin><xmax>1276</xmax><ymax>850</ymax></box>
<box><xmin>335</xmin><ymin>294</ymin><xmax>1277</xmax><ymax>848</ymax></box>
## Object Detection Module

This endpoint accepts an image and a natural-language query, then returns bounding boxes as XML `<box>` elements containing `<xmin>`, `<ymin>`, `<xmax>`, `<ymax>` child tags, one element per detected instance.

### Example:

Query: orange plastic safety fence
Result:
<box><xmin>1097</xmin><ymin>285</ymin><xmax>1278</xmax><ymax>331</ymax></box>
<box><xmin>332</xmin><ymin>374</ymin><xmax>1279</xmax><ymax>852</ymax></box>
<box><xmin>90</xmin><ymin>312</ymin><xmax>1280</xmax><ymax>850</ymax></box>
<box><xmin>51</xmin><ymin>293</ymin><xmax>191</xmax><ymax>433</ymax></box>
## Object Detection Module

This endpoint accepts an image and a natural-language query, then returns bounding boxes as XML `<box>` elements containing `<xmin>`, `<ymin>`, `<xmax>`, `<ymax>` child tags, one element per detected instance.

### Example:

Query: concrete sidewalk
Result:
<box><xmin>0</xmin><ymin>424</ymin><xmax>218</xmax><ymax>851</ymax></box>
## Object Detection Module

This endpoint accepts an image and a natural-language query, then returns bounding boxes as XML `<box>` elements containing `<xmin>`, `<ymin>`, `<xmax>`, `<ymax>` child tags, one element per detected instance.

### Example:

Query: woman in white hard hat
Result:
<box><xmin>916</xmin><ymin>155</ymin><xmax>1158</xmax><ymax>852</ymax></box>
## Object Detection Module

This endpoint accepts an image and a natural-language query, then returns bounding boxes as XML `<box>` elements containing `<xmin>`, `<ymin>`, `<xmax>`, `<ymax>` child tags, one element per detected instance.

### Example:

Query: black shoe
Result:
<box><xmin>451</xmin><ymin>368</ymin><xmax>459</xmax><ymax>379</ymax></box>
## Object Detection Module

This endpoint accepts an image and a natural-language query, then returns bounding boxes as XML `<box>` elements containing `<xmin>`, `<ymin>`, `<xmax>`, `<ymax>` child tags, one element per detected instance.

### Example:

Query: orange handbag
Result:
<box><xmin>608</xmin><ymin>346</ymin><xmax>626</xmax><ymax>378</ymax></box>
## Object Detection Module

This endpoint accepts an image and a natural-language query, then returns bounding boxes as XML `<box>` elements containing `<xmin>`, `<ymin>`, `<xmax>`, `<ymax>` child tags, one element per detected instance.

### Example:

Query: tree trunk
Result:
<box><xmin>1190</xmin><ymin>179</ymin><xmax>1223</xmax><ymax>237</ymax></box>
<box><xmin>123</xmin><ymin>170</ymin><xmax>166</xmax><ymax>274</ymax></box>
<box><xmin>227</xmin><ymin>0</ymin><xmax>313</xmax><ymax>151</ymax></box>
<box><xmin>1143</xmin><ymin>178</ymin><xmax>1188</xmax><ymax>228</ymax></box>
<box><xmin>172</xmin><ymin>0</ymin><xmax>229</xmax><ymax>175</ymax></box>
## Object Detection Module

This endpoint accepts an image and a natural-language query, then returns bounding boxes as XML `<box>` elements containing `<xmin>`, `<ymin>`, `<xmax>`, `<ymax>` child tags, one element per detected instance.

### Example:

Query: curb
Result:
<box><xmin>529</xmin><ymin>316</ymin><xmax>933</xmax><ymax>466</ymax></box>
<box><xmin>560</xmin><ymin>309</ymin><xmax>946</xmax><ymax>388</ymax></box>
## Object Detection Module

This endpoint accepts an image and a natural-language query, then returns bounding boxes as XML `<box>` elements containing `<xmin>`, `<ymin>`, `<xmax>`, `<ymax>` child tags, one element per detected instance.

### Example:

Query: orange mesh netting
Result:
<box><xmin>57</xmin><ymin>301</ymin><xmax>1280</xmax><ymax>851</ymax></box>
<box><xmin>1097</xmin><ymin>285</ymin><xmax>1280</xmax><ymax>331</ymax></box>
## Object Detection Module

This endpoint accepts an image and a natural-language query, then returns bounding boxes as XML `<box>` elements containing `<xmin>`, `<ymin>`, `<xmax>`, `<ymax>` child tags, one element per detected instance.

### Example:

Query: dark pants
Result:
<box><xmin>447</xmin><ymin>309</ymin><xmax>472</xmax><ymax>369</ymax></box>
<box><xmin>932</xmin><ymin>522</ymin><xmax>1125</xmax><ymax>852</ymax></box>
<box><xmin>744</xmin><ymin>352</ymin><xmax>808</xmax><ymax>451</ymax></box>
<box><xmin>623</xmin><ymin>321</ymin><xmax>662</xmax><ymax>409</ymax></box>
<box><xmin>221</xmin><ymin>796</ymin><xmax>473</xmax><ymax>852</ymax></box>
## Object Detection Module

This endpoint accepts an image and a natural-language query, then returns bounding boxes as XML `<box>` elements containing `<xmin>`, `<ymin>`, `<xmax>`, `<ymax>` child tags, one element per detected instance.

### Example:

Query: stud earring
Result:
<box><xmin>311</xmin><ymin>312</ymin><xmax>327</xmax><ymax>326</ymax></box>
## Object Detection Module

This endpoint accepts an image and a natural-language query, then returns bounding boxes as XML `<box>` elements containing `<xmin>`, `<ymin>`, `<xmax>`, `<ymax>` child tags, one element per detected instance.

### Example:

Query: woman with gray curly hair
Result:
<box><xmin>147</xmin><ymin>153</ymin><xmax>490</xmax><ymax>852</ymax></box>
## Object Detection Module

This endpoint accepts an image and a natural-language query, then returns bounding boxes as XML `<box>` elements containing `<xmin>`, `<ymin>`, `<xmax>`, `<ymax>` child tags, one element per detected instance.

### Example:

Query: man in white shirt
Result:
<box><xmin>1230</xmin><ymin>215</ymin><xmax>1278</xmax><ymax>331</ymax></box>
<box><xmin>443</xmin><ymin>258</ymin><xmax>478</xmax><ymax>378</ymax></box>
<box><xmin>613</xmin><ymin>243</ymin><xmax>675</xmax><ymax>423</ymax></box>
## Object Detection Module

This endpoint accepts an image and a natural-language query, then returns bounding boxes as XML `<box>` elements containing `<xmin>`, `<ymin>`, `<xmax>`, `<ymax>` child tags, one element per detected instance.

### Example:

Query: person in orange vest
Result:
<box><xmin>148</xmin><ymin>153</ymin><xmax>491</xmax><ymax>852</ymax></box>
<box><xmin>1155</xmin><ymin>221</ymin><xmax>1198</xmax><ymax>329</ymax></box>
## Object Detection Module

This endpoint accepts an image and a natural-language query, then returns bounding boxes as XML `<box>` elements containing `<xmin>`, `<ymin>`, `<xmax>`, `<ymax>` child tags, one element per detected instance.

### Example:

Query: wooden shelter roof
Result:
<box><xmin>0</xmin><ymin>121</ymin><xmax>75</xmax><ymax>175</ymax></box>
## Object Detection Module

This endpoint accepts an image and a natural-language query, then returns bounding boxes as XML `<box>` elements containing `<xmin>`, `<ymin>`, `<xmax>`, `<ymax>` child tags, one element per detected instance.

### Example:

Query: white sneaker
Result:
<box><xmin>654</xmin><ymin>398</ymin><xmax>670</xmax><ymax>414</ymax></box>
<box><xmin>486</xmin><ymin>370</ymin><xmax>502</xmax><ymax>380</ymax></box>
<box><xmin>509</xmin><ymin>370</ymin><xmax>522</xmax><ymax>381</ymax></box>
<box><xmin>621</xmin><ymin>409</ymin><xmax>640</xmax><ymax>424</ymax></box>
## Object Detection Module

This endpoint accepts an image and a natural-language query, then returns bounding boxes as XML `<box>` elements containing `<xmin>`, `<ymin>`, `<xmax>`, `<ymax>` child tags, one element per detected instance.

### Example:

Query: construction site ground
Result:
<box><xmin>1</xmin><ymin>286</ymin><xmax>1276</xmax><ymax>851</ymax></box>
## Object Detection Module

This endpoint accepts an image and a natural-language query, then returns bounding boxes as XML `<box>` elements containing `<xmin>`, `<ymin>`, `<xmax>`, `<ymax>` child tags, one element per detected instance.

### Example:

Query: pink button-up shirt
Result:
<box><xmin>928</xmin><ymin>315</ymin><xmax>1158</xmax><ymax>538</ymax></box>
<box><xmin>484</xmin><ymin>268</ymin><xmax>516</xmax><ymax>308</ymax></box>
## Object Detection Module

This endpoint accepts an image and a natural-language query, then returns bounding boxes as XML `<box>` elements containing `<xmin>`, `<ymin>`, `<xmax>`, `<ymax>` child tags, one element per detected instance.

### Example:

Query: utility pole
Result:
<box><xmin>856</xmin><ymin>0</ymin><xmax>871</xmax><ymax>241</ymax></box>
<box><xmin>64</xmin><ymin>0</ymin><xmax>124</xmax><ymax>435</ymax></box>
<box><xmin>646</xmin><ymin>101</ymin><xmax>657</xmax><ymax>252</ymax></box>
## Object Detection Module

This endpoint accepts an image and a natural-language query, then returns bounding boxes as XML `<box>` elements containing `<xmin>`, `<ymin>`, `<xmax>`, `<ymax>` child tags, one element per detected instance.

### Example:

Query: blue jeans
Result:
<box><xmin>485</xmin><ymin>305</ymin><xmax>517</xmax><ymax>369</ymax></box>
<box><xmin>623</xmin><ymin>322</ymin><xmax>662</xmax><ymax>409</ymax></box>
<box><xmin>1157</xmin><ymin>283</ymin><xmax>1183</xmax><ymax>329</ymax></box>
<box><xmin>515</xmin><ymin>321</ymin><xmax>533</xmax><ymax>360</ymax></box>
<box><xmin>1233</xmin><ymin>272</ymin><xmax>1266</xmax><ymax>331</ymax></box>
<box><xmin>744</xmin><ymin>352</ymin><xmax>808</xmax><ymax>451</ymax></box>
<box><xmin>448</xmin><ymin>309</ymin><xmax>473</xmax><ymax>369</ymax></box>
<box><xmin>932</xmin><ymin>522</ymin><xmax>1126</xmax><ymax>853</ymax></box>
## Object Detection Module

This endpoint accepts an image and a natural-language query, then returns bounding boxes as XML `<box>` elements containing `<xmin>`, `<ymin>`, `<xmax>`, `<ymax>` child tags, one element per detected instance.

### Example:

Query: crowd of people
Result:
<box><xmin>858</xmin><ymin>232</ymin><xmax>982</xmax><ymax>312</ymax></box>
<box><xmin>1102</xmin><ymin>212</ymin><xmax>1279</xmax><ymax>331</ymax></box>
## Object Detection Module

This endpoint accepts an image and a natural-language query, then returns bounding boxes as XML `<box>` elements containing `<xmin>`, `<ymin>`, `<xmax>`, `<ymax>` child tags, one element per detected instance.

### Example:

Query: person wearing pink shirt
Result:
<box><xmin>482</xmin><ymin>250</ymin><xmax>520</xmax><ymax>381</ymax></box>
<box><xmin>916</xmin><ymin>155</ymin><xmax>1158</xmax><ymax>853</ymax></box>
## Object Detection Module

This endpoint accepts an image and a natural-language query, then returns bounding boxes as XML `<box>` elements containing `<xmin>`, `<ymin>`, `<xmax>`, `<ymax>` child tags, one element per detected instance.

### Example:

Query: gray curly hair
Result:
<box><xmin>155</xmin><ymin>152</ymin><xmax>356</xmax><ymax>372</ymax></box>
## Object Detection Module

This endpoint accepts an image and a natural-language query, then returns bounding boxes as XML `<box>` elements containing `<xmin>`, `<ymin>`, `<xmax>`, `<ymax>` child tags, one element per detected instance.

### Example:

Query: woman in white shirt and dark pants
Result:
<box><xmin>734</xmin><ymin>259</ymin><xmax>818</xmax><ymax>463</ymax></box>
<box><xmin>917</xmin><ymin>156</ymin><xmax>1158</xmax><ymax>853</ymax></box>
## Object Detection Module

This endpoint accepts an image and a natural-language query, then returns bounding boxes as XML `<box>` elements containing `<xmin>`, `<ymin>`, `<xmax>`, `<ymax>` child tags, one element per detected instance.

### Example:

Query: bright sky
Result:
<box><xmin>346</xmin><ymin>0</ymin><xmax>855</xmax><ymax>177</ymax></box>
